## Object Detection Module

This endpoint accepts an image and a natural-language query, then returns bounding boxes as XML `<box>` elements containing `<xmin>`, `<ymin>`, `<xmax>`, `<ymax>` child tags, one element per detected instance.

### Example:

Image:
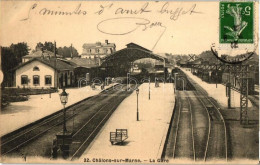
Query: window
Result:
<box><xmin>33</xmin><ymin>66</ymin><xmax>40</xmax><ymax>71</ymax></box>
<box><xmin>95</xmin><ymin>49</ymin><xmax>99</xmax><ymax>53</ymax></box>
<box><xmin>45</xmin><ymin>75</ymin><xmax>52</xmax><ymax>85</ymax></box>
<box><xmin>33</xmin><ymin>75</ymin><xmax>40</xmax><ymax>85</ymax></box>
<box><xmin>21</xmin><ymin>75</ymin><xmax>28</xmax><ymax>85</ymax></box>
<box><xmin>104</xmin><ymin>48</ymin><xmax>108</xmax><ymax>53</ymax></box>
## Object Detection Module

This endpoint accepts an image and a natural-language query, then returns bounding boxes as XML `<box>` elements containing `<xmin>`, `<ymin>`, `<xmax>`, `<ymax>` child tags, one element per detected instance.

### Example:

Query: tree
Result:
<box><xmin>1</xmin><ymin>47</ymin><xmax>16</xmax><ymax>73</ymax></box>
<box><xmin>9</xmin><ymin>42</ymin><xmax>30</xmax><ymax>64</ymax></box>
<box><xmin>198</xmin><ymin>50</ymin><xmax>219</xmax><ymax>64</ymax></box>
<box><xmin>57</xmin><ymin>45</ymin><xmax>79</xmax><ymax>58</ymax></box>
<box><xmin>35</xmin><ymin>42</ymin><xmax>44</xmax><ymax>50</ymax></box>
<box><xmin>1</xmin><ymin>42</ymin><xmax>29</xmax><ymax>87</ymax></box>
<box><xmin>35</xmin><ymin>41</ymin><xmax>58</xmax><ymax>53</ymax></box>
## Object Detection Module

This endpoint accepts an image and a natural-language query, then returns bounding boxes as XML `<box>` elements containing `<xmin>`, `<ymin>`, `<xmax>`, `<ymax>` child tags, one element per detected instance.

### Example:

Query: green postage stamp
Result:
<box><xmin>219</xmin><ymin>1</ymin><xmax>254</xmax><ymax>44</ymax></box>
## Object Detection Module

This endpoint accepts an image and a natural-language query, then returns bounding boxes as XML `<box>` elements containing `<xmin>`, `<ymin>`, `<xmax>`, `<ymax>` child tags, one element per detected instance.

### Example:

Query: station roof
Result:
<box><xmin>101</xmin><ymin>43</ymin><xmax>169</xmax><ymax>67</ymax></box>
<box><xmin>68</xmin><ymin>58</ymin><xmax>99</xmax><ymax>68</ymax></box>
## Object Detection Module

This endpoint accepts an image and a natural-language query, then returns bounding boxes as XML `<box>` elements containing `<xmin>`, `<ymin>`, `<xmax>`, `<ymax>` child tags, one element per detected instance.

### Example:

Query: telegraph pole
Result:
<box><xmin>240</xmin><ymin>64</ymin><xmax>249</xmax><ymax>125</ymax></box>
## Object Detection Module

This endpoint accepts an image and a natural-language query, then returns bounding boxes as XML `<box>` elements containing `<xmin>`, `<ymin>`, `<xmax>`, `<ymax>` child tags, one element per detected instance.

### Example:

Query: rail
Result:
<box><xmin>186</xmin><ymin>73</ymin><xmax>228</xmax><ymax>161</ymax></box>
<box><xmin>172</xmin><ymin>91</ymin><xmax>196</xmax><ymax>160</ymax></box>
<box><xmin>184</xmin><ymin>91</ymin><xmax>196</xmax><ymax>161</ymax></box>
<box><xmin>1</xmin><ymin>84</ymin><xmax>119</xmax><ymax>156</ymax></box>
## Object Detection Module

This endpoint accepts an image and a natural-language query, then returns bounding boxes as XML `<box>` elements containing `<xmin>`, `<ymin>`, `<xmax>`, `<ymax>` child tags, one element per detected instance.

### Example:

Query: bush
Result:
<box><xmin>2</xmin><ymin>94</ymin><xmax>28</xmax><ymax>103</ymax></box>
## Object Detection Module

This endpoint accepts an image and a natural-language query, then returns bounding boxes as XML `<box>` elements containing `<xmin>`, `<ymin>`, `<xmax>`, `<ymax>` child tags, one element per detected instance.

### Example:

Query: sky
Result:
<box><xmin>0</xmin><ymin>1</ymin><xmax>232</xmax><ymax>55</ymax></box>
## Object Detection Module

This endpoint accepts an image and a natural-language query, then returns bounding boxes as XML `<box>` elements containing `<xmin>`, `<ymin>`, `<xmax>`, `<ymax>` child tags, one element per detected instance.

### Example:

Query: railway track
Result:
<box><xmin>172</xmin><ymin>91</ymin><xmax>195</xmax><ymax>160</ymax></box>
<box><xmin>185</xmin><ymin>91</ymin><xmax>210</xmax><ymax>161</ymax></box>
<box><xmin>186</xmin><ymin>75</ymin><xmax>228</xmax><ymax>161</ymax></box>
<box><xmin>249</xmin><ymin>95</ymin><xmax>259</xmax><ymax>108</ymax></box>
<box><xmin>1</xmin><ymin>84</ymin><xmax>135</xmax><ymax>158</ymax></box>
<box><xmin>164</xmin><ymin>70</ymin><xmax>228</xmax><ymax>162</ymax></box>
<box><xmin>70</xmin><ymin>84</ymin><xmax>135</xmax><ymax>160</ymax></box>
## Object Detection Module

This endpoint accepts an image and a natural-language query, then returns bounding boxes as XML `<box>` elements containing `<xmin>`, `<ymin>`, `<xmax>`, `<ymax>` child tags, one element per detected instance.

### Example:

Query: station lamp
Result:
<box><xmin>60</xmin><ymin>88</ymin><xmax>69</xmax><ymax>133</ymax></box>
<box><xmin>136</xmin><ymin>88</ymin><xmax>139</xmax><ymax>121</ymax></box>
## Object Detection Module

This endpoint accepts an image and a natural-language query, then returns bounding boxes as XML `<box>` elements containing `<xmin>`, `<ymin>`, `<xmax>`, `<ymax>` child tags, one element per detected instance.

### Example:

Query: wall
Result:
<box><xmin>15</xmin><ymin>61</ymin><xmax>55</xmax><ymax>88</ymax></box>
<box><xmin>22</xmin><ymin>57</ymin><xmax>30</xmax><ymax>63</ymax></box>
<box><xmin>81</xmin><ymin>46</ymin><xmax>116</xmax><ymax>59</ymax></box>
<box><xmin>82</xmin><ymin>47</ymin><xmax>115</xmax><ymax>55</ymax></box>
<box><xmin>57</xmin><ymin>70</ymin><xmax>75</xmax><ymax>88</ymax></box>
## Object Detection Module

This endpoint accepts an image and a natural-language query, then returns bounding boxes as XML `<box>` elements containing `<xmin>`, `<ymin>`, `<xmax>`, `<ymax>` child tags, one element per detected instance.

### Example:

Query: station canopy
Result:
<box><xmin>101</xmin><ymin>43</ymin><xmax>169</xmax><ymax>67</ymax></box>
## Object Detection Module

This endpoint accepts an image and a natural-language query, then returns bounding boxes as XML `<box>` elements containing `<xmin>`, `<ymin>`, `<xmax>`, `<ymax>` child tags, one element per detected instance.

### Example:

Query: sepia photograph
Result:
<box><xmin>0</xmin><ymin>0</ymin><xmax>259</xmax><ymax>164</ymax></box>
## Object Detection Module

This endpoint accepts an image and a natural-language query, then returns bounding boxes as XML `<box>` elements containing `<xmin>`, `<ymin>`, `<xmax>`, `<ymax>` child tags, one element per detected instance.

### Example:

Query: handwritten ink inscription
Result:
<box><xmin>97</xmin><ymin>17</ymin><xmax>165</xmax><ymax>35</ymax></box>
<box><xmin>39</xmin><ymin>4</ymin><xmax>87</xmax><ymax>16</ymax></box>
<box><xmin>158</xmin><ymin>3</ymin><xmax>201</xmax><ymax>21</ymax></box>
<box><xmin>115</xmin><ymin>2</ymin><xmax>151</xmax><ymax>15</ymax></box>
<box><xmin>21</xmin><ymin>2</ymin><xmax>201</xmax><ymax>21</ymax></box>
<box><xmin>20</xmin><ymin>2</ymin><xmax>202</xmax><ymax>50</ymax></box>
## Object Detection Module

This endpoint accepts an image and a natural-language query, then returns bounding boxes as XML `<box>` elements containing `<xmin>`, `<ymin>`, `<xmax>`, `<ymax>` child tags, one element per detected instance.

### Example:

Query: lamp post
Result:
<box><xmin>41</xmin><ymin>87</ymin><xmax>43</xmax><ymax>99</ymax></box>
<box><xmin>60</xmin><ymin>88</ymin><xmax>69</xmax><ymax>134</ymax></box>
<box><xmin>49</xmin><ymin>88</ymin><xmax>52</xmax><ymax>98</ymax></box>
<box><xmin>163</xmin><ymin>58</ymin><xmax>166</xmax><ymax>84</ymax></box>
<box><xmin>178</xmin><ymin>78</ymin><xmax>185</xmax><ymax>91</ymax></box>
<box><xmin>148</xmin><ymin>77</ymin><xmax>150</xmax><ymax>100</ymax></box>
<box><xmin>57</xmin><ymin>88</ymin><xmax>72</xmax><ymax>159</ymax></box>
<box><xmin>216</xmin><ymin>65</ymin><xmax>218</xmax><ymax>88</ymax></box>
<box><xmin>174</xmin><ymin>73</ymin><xmax>178</xmax><ymax>92</ymax></box>
<box><xmin>136</xmin><ymin>88</ymin><xmax>139</xmax><ymax>121</ymax></box>
<box><xmin>127</xmin><ymin>72</ymin><xmax>130</xmax><ymax>91</ymax></box>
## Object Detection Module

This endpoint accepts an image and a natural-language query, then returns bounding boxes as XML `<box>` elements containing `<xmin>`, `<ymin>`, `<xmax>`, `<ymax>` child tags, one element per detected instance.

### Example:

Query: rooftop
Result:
<box><xmin>126</xmin><ymin>42</ymin><xmax>152</xmax><ymax>52</ymax></box>
<box><xmin>101</xmin><ymin>42</ymin><xmax>169</xmax><ymax>67</ymax></box>
<box><xmin>23</xmin><ymin>50</ymin><xmax>62</xmax><ymax>58</ymax></box>
<box><xmin>14</xmin><ymin>58</ymin><xmax>75</xmax><ymax>71</ymax></box>
<box><xmin>68</xmin><ymin>58</ymin><xmax>99</xmax><ymax>68</ymax></box>
<box><xmin>83</xmin><ymin>40</ymin><xmax>116</xmax><ymax>49</ymax></box>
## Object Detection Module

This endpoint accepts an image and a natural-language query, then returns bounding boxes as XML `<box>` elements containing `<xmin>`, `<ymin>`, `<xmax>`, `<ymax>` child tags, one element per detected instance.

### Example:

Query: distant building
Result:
<box><xmin>22</xmin><ymin>48</ymin><xmax>62</xmax><ymax>63</ymax></box>
<box><xmin>81</xmin><ymin>40</ymin><xmax>116</xmax><ymax>59</ymax></box>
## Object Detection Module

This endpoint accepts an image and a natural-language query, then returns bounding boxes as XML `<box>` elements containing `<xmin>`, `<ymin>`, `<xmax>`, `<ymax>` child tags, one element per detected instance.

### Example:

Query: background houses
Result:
<box><xmin>81</xmin><ymin>40</ymin><xmax>116</xmax><ymax>59</ymax></box>
<box><xmin>22</xmin><ymin>47</ymin><xmax>62</xmax><ymax>63</ymax></box>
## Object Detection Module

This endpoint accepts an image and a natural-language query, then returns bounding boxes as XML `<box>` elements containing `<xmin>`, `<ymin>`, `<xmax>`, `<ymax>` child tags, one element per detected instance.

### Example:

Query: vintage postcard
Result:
<box><xmin>0</xmin><ymin>0</ymin><xmax>259</xmax><ymax>164</ymax></box>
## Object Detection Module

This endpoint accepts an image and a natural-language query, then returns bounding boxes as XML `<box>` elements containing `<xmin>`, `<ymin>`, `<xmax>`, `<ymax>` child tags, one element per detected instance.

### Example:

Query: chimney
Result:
<box><xmin>70</xmin><ymin>44</ymin><xmax>73</xmax><ymax>59</ymax></box>
<box><xmin>105</xmin><ymin>40</ymin><xmax>108</xmax><ymax>45</ymax></box>
<box><xmin>41</xmin><ymin>47</ymin><xmax>44</xmax><ymax>59</ymax></box>
<box><xmin>54</xmin><ymin>41</ymin><xmax>56</xmax><ymax>58</ymax></box>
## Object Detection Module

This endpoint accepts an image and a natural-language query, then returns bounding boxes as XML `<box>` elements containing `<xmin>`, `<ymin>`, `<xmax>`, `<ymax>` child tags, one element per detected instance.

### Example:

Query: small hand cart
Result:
<box><xmin>110</xmin><ymin>129</ymin><xmax>128</xmax><ymax>145</ymax></box>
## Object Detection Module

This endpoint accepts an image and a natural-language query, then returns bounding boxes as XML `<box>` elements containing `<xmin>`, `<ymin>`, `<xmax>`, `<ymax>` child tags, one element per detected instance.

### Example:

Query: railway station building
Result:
<box><xmin>14</xmin><ymin>58</ymin><xmax>75</xmax><ymax>89</ymax></box>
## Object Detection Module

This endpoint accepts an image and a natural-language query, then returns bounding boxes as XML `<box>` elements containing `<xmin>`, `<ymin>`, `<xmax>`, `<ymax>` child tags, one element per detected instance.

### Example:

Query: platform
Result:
<box><xmin>180</xmin><ymin>68</ymin><xmax>252</xmax><ymax>108</ymax></box>
<box><xmin>80</xmin><ymin>83</ymin><xmax>175</xmax><ymax>162</ymax></box>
